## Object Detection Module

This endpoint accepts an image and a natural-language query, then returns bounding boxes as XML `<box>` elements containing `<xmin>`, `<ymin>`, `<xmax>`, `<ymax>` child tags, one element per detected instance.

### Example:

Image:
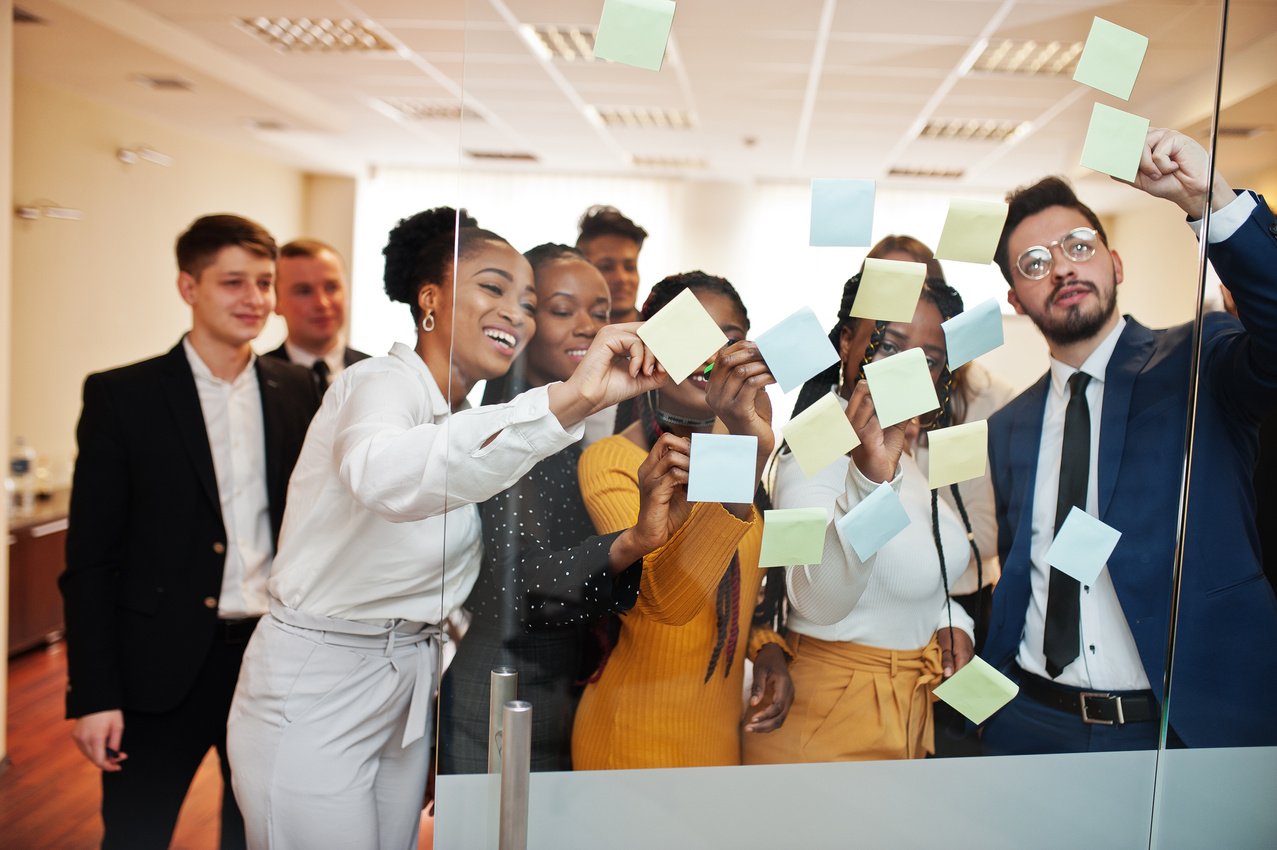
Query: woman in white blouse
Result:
<box><xmin>743</xmin><ymin>274</ymin><xmax>979</xmax><ymax>765</ymax></box>
<box><xmin>227</xmin><ymin>208</ymin><xmax>667</xmax><ymax>850</ymax></box>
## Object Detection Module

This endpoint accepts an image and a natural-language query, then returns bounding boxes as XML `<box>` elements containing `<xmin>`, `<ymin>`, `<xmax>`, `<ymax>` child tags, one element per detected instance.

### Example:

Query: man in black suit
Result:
<box><xmin>264</xmin><ymin>238</ymin><xmax>370</xmax><ymax>387</ymax></box>
<box><xmin>60</xmin><ymin>215</ymin><xmax>321</xmax><ymax>849</ymax></box>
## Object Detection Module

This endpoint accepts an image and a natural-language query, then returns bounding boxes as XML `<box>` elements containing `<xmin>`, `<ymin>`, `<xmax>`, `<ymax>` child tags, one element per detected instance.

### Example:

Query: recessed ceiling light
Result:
<box><xmin>520</xmin><ymin>24</ymin><xmax>597</xmax><ymax>62</ymax></box>
<box><xmin>592</xmin><ymin>106</ymin><xmax>694</xmax><ymax>130</ymax></box>
<box><xmin>970</xmin><ymin>39</ymin><xmax>1083</xmax><ymax>76</ymax></box>
<box><xmin>888</xmin><ymin>166</ymin><xmax>965</xmax><ymax>179</ymax></box>
<box><xmin>130</xmin><ymin>74</ymin><xmax>194</xmax><ymax>92</ymax></box>
<box><xmin>467</xmin><ymin>151</ymin><xmax>539</xmax><ymax>162</ymax></box>
<box><xmin>234</xmin><ymin>17</ymin><xmax>392</xmax><ymax>53</ymax></box>
<box><xmin>379</xmin><ymin>98</ymin><xmax>481</xmax><ymax>122</ymax></box>
<box><xmin>921</xmin><ymin>119</ymin><xmax>1028</xmax><ymax>142</ymax></box>
<box><xmin>631</xmin><ymin>154</ymin><xmax>707</xmax><ymax>170</ymax></box>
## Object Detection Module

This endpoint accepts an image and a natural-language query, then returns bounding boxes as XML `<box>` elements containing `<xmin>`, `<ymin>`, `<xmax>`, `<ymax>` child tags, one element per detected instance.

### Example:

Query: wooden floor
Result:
<box><xmin>1</xmin><ymin>642</ymin><xmax>434</xmax><ymax>849</ymax></box>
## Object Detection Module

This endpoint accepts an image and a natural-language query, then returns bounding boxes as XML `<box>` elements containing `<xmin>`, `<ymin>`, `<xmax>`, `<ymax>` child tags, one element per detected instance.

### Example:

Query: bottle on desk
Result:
<box><xmin>10</xmin><ymin>436</ymin><xmax>37</xmax><ymax>517</ymax></box>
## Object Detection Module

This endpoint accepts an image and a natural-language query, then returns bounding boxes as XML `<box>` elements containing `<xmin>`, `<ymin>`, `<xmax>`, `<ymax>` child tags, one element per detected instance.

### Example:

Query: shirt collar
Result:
<box><xmin>183</xmin><ymin>335</ymin><xmax>256</xmax><ymax>386</ymax></box>
<box><xmin>284</xmin><ymin>335</ymin><xmax>344</xmax><ymax>374</ymax></box>
<box><xmin>1048</xmin><ymin>316</ymin><xmax>1126</xmax><ymax>398</ymax></box>
<box><xmin>389</xmin><ymin>341</ymin><xmax>451</xmax><ymax>416</ymax></box>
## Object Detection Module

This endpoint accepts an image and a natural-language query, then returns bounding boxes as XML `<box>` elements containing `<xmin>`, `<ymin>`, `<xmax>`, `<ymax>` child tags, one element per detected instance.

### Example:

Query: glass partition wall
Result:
<box><xmin>420</xmin><ymin>1</ymin><xmax>1277</xmax><ymax>846</ymax></box>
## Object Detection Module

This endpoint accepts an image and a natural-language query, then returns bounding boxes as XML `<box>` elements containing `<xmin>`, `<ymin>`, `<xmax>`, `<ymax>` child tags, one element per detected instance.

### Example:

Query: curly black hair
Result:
<box><xmin>381</xmin><ymin>206</ymin><xmax>509</xmax><ymax>321</ymax></box>
<box><xmin>576</xmin><ymin>205</ymin><xmax>648</xmax><ymax>249</ymax></box>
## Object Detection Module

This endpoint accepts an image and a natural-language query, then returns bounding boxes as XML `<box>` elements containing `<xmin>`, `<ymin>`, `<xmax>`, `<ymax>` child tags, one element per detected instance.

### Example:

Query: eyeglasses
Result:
<box><xmin>1015</xmin><ymin>227</ymin><xmax>1099</xmax><ymax>280</ymax></box>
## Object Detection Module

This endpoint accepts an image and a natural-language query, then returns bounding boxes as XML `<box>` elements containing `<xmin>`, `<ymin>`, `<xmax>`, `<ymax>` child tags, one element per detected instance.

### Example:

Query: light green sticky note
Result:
<box><xmin>933</xmin><ymin>656</ymin><xmax>1019</xmax><ymax>724</ymax></box>
<box><xmin>851</xmin><ymin>258</ymin><xmax>926</xmax><ymax>322</ymax></box>
<box><xmin>1080</xmin><ymin>103</ymin><xmax>1150</xmax><ymax>182</ymax></box>
<box><xmin>861</xmin><ymin>348</ymin><xmax>940</xmax><ymax>428</ymax></box>
<box><xmin>1073</xmin><ymin>17</ymin><xmax>1149</xmax><ymax>101</ymax></box>
<box><xmin>636</xmin><ymin>287</ymin><xmax>728</xmax><ymax>384</ymax></box>
<box><xmin>783</xmin><ymin>393</ymin><xmax>861</xmax><ymax>477</ymax></box>
<box><xmin>927</xmin><ymin>420</ymin><xmax>988</xmax><ymax>489</ymax></box>
<box><xmin>592</xmin><ymin>0</ymin><xmax>677</xmax><ymax>72</ymax></box>
<box><xmin>934</xmin><ymin>199</ymin><xmax>1009</xmax><ymax>265</ymax></box>
<box><xmin>758</xmin><ymin>507</ymin><xmax>828</xmax><ymax>567</ymax></box>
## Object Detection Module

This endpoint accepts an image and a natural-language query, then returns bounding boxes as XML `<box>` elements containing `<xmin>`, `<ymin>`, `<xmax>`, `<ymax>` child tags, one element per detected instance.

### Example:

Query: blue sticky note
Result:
<box><xmin>1046</xmin><ymin>507</ymin><xmax>1122</xmax><ymax>585</ymax></box>
<box><xmin>755</xmin><ymin>307</ymin><xmax>840</xmax><ymax>393</ymax></box>
<box><xmin>809</xmin><ymin>179</ymin><xmax>875</xmax><ymax>247</ymax></box>
<box><xmin>592</xmin><ymin>0</ymin><xmax>677</xmax><ymax>72</ymax></box>
<box><xmin>835</xmin><ymin>480</ymin><xmax>911</xmax><ymax>561</ymax></box>
<box><xmin>687</xmin><ymin>433</ymin><xmax>758</xmax><ymax>504</ymax></box>
<box><xmin>942</xmin><ymin>298</ymin><xmax>1004</xmax><ymax>369</ymax></box>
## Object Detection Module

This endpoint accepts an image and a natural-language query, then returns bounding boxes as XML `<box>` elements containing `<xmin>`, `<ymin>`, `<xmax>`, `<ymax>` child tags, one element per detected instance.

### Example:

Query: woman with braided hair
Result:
<box><xmin>571</xmin><ymin>272</ymin><xmax>795</xmax><ymax>769</ymax></box>
<box><xmin>743</xmin><ymin>273</ymin><xmax>979</xmax><ymax>765</ymax></box>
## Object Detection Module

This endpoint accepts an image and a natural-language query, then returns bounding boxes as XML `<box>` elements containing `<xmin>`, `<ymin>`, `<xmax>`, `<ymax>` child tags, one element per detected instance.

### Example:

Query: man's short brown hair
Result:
<box><xmin>175</xmin><ymin>214</ymin><xmax>277</xmax><ymax>278</ymax></box>
<box><xmin>279</xmin><ymin>238</ymin><xmax>343</xmax><ymax>263</ymax></box>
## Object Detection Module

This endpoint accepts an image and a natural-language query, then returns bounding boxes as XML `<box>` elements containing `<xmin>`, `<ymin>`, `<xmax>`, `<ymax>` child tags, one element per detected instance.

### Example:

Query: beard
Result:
<box><xmin>1027</xmin><ymin>278</ymin><xmax>1118</xmax><ymax>346</ymax></box>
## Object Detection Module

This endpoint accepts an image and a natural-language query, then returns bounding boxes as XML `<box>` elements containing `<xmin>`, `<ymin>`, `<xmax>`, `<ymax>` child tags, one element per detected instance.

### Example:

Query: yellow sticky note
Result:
<box><xmin>1073</xmin><ymin>17</ymin><xmax>1149</xmax><ymax>101</ymax></box>
<box><xmin>862</xmin><ymin>348</ymin><xmax>940</xmax><ymax>428</ymax></box>
<box><xmin>636</xmin><ymin>287</ymin><xmax>728</xmax><ymax>384</ymax></box>
<box><xmin>851</xmin><ymin>259</ymin><xmax>926</xmax><ymax>322</ymax></box>
<box><xmin>758</xmin><ymin>507</ymin><xmax>828</xmax><ymax>567</ymax></box>
<box><xmin>1080</xmin><ymin>103</ymin><xmax>1149</xmax><ymax>182</ymax></box>
<box><xmin>783</xmin><ymin>393</ymin><xmax>861</xmax><ymax>477</ymax></box>
<box><xmin>934</xmin><ymin>200</ymin><xmax>1009</xmax><ymax>266</ymax></box>
<box><xmin>933</xmin><ymin>656</ymin><xmax>1018</xmax><ymax>724</ymax></box>
<box><xmin>927</xmin><ymin>420</ymin><xmax>988</xmax><ymax>489</ymax></box>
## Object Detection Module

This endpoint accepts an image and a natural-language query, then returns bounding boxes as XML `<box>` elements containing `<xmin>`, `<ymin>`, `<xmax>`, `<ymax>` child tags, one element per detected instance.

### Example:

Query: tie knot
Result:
<box><xmin>312</xmin><ymin>359</ymin><xmax>331</xmax><ymax>386</ymax></box>
<box><xmin>1068</xmin><ymin>371</ymin><xmax>1091</xmax><ymax>396</ymax></box>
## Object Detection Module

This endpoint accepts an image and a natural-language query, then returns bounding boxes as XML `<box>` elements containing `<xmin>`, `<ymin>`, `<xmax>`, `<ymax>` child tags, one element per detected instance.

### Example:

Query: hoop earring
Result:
<box><xmin>421</xmin><ymin>310</ymin><xmax>435</xmax><ymax>333</ymax></box>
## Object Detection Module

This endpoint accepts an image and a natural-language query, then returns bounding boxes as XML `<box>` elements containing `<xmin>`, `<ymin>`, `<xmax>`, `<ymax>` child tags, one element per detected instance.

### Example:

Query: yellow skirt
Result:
<box><xmin>742</xmin><ymin>633</ymin><xmax>943</xmax><ymax>764</ymax></box>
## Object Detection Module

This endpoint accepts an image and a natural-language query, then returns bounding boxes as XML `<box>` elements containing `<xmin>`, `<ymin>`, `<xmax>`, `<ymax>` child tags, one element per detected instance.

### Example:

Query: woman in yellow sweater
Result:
<box><xmin>572</xmin><ymin>272</ymin><xmax>794</xmax><ymax>769</ymax></box>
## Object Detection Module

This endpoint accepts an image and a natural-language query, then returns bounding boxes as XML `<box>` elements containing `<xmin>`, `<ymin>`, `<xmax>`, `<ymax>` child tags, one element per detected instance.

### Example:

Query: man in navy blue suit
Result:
<box><xmin>982</xmin><ymin>127</ymin><xmax>1277</xmax><ymax>753</ymax></box>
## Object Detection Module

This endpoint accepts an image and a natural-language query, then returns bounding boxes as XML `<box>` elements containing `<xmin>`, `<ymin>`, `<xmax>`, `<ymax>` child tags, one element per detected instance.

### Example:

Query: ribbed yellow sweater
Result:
<box><xmin>571</xmin><ymin>435</ymin><xmax>784</xmax><ymax>770</ymax></box>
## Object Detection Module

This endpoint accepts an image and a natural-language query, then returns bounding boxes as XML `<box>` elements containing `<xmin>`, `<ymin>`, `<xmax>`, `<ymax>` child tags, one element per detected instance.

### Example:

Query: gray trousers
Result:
<box><xmin>228</xmin><ymin>603</ymin><xmax>440</xmax><ymax>850</ymax></box>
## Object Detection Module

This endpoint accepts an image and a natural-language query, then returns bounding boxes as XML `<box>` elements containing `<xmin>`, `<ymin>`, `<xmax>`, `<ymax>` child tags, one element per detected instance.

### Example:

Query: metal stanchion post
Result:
<box><xmin>498</xmin><ymin>700</ymin><xmax>532</xmax><ymax>850</ymax></box>
<box><xmin>488</xmin><ymin>667</ymin><xmax>518</xmax><ymax>774</ymax></box>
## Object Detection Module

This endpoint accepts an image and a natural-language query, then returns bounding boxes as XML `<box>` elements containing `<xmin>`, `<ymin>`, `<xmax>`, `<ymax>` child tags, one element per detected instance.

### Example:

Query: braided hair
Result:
<box><xmin>382</xmin><ymin>206</ymin><xmax>509</xmax><ymax>322</ymax></box>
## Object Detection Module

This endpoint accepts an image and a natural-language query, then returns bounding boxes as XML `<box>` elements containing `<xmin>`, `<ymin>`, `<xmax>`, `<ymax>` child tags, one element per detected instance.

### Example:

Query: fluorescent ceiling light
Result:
<box><xmin>524</xmin><ymin>25</ymin><xmax>597</xmax><ymax>62</ymax></box>
<box><xmin>921</xmin><ymin>118</ymin><xmax>1029</xmax><ymax>142</ymax></box>
<box><xmin>235</xmin><ymin>17</ymin><xmax>392</xmax><ymax>53</ymax></box>
<box><xmin>593</xmin><ymin>106</ymin><xmax>694</xmax><ymax>130</ymax></box>
<box><xmin>970</xmin><ymin>39</ymin><xmax>1083</xmax><ymax>76</ymax></box>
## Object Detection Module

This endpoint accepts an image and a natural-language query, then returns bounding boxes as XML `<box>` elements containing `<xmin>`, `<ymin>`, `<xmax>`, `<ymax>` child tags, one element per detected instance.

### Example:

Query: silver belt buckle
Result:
<box><xmin>1080</xmin><ymin>692</ymin><xmax>1123</xmax><ymax>725</ymax></box>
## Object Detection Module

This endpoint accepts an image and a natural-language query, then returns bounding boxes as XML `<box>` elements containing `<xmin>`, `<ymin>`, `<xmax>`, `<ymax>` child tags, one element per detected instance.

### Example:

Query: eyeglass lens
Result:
<box><xmin>1016</xmin><ymin>228</ymin><xmax>1098</xmax><ymax>279</ymax></box>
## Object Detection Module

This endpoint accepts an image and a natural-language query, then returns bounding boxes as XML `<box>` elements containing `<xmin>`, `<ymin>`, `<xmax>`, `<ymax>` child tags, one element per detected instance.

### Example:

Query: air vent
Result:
<box><xmin>130</xmin><ymin>74</ymin><xmax>194</xmax><ymax>92</ymax></box>
<box><xmin>631</xmin><ymin>154</ymin><xmax>707</xmax><ymax>170</ymax></box>
<box><xmin>888</xmin><ymin>166</ymin><xmax>965</xmax><ymax>179</ymax></box>
<box><xmin>970</xmin><ymin>40</ymin><xmax>1082</xmax><ymax>76</ymax></box>
<box><xmin>14</xmin><ymin>7</ymin><xmax>46</xmax><ymax>24</ymax></box>
<box><xmin>1216</xmin><ymin>126</ymin><xmax>1272</xmax><ymax>139</ymax></box>
<box><xmin>235</xmin><ymin>17</ymin><xmax>392</xmax><ymax>53</ymax></box>
<box><xmin>467</xmin><ymin>151</ymin><xmax>539</xmax><ymax>162</ymax></box>
<box><xmin>246</xmin><ymin>118</ymin><xmax>290</xmax><ymax>132</ymax></box>
<box><xmin>520</xmin><ymin>24</ymin><xmax>597</xmax><ymax>62</ymax></box>
<box><xmin>921</xmin><ymin>119</ymin><xmax>1028</xmax><ymax>142</ymax></box>
<box><xmin>379</xmin><ymin>98</ymin><xmax>481</xmax><ymax>122</ymax></box>
<box><xmin>593</xmin><ymin>106</ymin><xmax>694</xmax><ymax>130</ymax></box>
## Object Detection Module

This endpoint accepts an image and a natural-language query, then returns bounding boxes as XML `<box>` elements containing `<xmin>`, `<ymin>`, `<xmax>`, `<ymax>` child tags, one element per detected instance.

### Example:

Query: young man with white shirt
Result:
<box><xmin>61</xmin><ymin>215</ymin><xmax>321</xmax><ymax>848</ymax></box>
<box><xmin>264</xmin><ymin>239</ymin><xmax>369</xmax><ymax>386</ymax></box>
<box><xmin>982</xmin><ymin>128</ymin><xmax>1277</xmax><ymax>753</ymax></box>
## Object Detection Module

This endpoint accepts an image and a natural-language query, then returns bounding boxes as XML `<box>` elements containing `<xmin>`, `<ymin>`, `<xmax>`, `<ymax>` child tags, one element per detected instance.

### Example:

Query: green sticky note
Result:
<box><xmin>592</xmin><ymin>0</ymin><xmax>677</xmax><ymax>72</ymax></box>
<box><xmin>783</xmin><ymin>393</ymin><xmax>861</xmax><ymax>477</ymax></box>
<box><xmin>758</xmin><ymin>507</ymin><xmax>828</xmax><ymax>567</ymax></box>
<box><xmin>1080</xmin><ymin>103</ymin><xmax>1150</xmax><ymax>182</ymax></box>
<box><xmin>1073</xmin><ymin>17</ymin><xmax>1149</xmax><ymax>101</ymax></box>
<box><xmin>934</xmin><ymin>199</ymin><xmax>1009</xmax><ymax>265</ymax></box>
<box><xmin>851</xmin><ymin>259</ymin><xmax>926</xmax><ymax>322</ymax></box>
<box><xmin>637</xmin><ymin>287</ymin><xmax>728</xmax><ymax>384</ymax></box>
<box><xmin>933</xmin><ymin>656</ymin><xmax>1019</xmax><ymax>724</ymax></box>
<box><xmin>927</xmin><ymin>420</ymin><xmax>988</xmax><ymax>489</ymax></box>
<box><xmin>861</xmin><ymin>348</ymin><xmax>940</xmax><ymax>428</ymax></box>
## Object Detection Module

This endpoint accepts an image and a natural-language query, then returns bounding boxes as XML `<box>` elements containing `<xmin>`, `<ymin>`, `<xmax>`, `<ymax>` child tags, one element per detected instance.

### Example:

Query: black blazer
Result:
<box><xmin>264</xmin><ymin>341</ymin><xmax>371</xmax><ymax>368</ymax></box>
<box><xmin>60</xmin><ymin>342</ymin><xmax>321</xmax><ymax>718</ymax></box>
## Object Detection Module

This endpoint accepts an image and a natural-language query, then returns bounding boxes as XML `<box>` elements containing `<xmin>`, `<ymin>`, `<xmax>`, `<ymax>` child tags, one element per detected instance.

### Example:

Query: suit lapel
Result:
<box><xmin>255</xmin><ymin>358</ymin><xmax>287</xmax><ymax>523</ymax></box>
<box><xmin>1007</xmin><ymin>374</ymin><xmax>1050</xmax><ymax>552</ymax></box>
<box><xmin>160</xmin><ymin>342</ymin><xmax>221</xmax><ymax>514</ymax></box>
<box><xmin>1098</xmin><ymin>320</ymin><xmax>1156</xmax><ymax>517</ymax></box>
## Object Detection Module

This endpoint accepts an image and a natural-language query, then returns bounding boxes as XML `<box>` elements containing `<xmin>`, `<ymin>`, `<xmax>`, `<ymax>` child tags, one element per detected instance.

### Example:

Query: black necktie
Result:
<box><xmin>1044</xmin><ymin>371</ymin><xmax>1091</xmax><ymax>678</ymax></box>
<box><xmin>311</xmin><ymin>359</ymin><xmax>331</xmax><ymax>390</ymax></box>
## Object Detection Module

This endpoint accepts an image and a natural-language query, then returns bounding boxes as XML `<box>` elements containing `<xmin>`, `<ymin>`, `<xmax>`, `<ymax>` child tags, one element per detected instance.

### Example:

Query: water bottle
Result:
<box><xmin>10</xmin><ymin>436</ymin><xmax>37</xmax><ymax>516</ymax></box>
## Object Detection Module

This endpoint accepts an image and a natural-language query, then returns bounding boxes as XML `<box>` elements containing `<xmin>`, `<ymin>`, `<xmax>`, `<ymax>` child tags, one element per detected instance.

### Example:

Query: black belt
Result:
<box><xmin>214</xmin><ymin>617</ymin><xmax>261</xmax><ymax>643</ymax></box>
<box><xmin>1017</xmin><ymin>667</ymin><xmax>1158</xmax><ymax>725</ymax></box>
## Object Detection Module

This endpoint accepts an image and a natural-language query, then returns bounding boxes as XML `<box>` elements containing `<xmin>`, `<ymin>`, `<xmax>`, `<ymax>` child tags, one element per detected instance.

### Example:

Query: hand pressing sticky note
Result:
<box><xmin>758</xmin><ymin>507</ymin><xmax>828</xmax><ymax>567</ymax></box>
<box><xmin>1081</xmin><ymin>103</ymin><xmax>1150</xmax><ymax>183</ymax></box>
<box><xmin>592</xmin><ymin>0</ymin><xmax>677</xmax><ymax>72</ymax></box>
<box><xmin>835</xmin><ymin>480</ymin><xmax>911</xmax><ymax>561</ymax></box>
<box><xmin>755</xmin><ymin>307</ymin><xmax>840</xmax><ymax>393</ymax></box>
<box><xmin>851</xmin><ymin>259</ymin><xmax>926</xmax><ymax>323</ymax></box>
<box><xmin>783</xmin><ymin>393</ymin><xmax>861</xmax><ymax>477</ymax></box>
<box><xmin>637</xmin><ymin>287</ymin><xmax>728</xmax><ymax>384</ymax></box>
<box><xmin>687</xmin><ymin>433</ymin><xmax>757</xmax><ymax>504</ymax></box>
<box><xmin>942</xmin><ymin>298</ymin><xmax>1004</xmax><ymax>369</ymax></box>
<box><xmin>935</xmin><ymin>199</ymin><xmax>1009</xmax><ymax>265</ymax></box>
<box><xmin>1047</xmin><ymin>506</ymin><xmax>1122</xmax><ymax>585</ymax></box>
<box><xmin>1073</xmin><ymin>17</ymin><xmax>1149</xmax><ymax>101</ymax></box>
<box><xmin>933</xmin><ymin>656</ymin><xmax>1018</xmax><ymax>725</ymax></box>
<box><xmin>927</xmin><ymin>420</ymin><xmax>988</xmax><ymax>489</ymax></box>
<box><xmin>861</xmin><ymin>347</ymin><xmax>940</xmax><ymax>428</ymax></box>
<box><xmin>809</xmin><ymin>179</ymin><xmax>875</xmax><ymax>247</ymax></box>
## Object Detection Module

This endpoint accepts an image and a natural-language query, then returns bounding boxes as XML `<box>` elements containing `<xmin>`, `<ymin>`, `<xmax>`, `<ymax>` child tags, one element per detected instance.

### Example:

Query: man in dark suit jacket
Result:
<box><xmin>982</xmin><ymin>128</ymin><xmax>1277</xmax><ymax>753</ymax></box>
<box><xmin>61</xmin><ymin>215</ymin><xmax>321</xmax><ymax>848</ymax></box>
<box><xmin>263</xmin><ymin>238</ymin><xmax>369</xmax><ymax>387</ymax></box>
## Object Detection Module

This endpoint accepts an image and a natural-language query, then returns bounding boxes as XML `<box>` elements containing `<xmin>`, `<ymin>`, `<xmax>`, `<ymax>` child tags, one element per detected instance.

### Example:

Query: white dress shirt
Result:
<box><xmin>284</xmin><ymin>335</ymin><xmax>348</xmax><ymax>382</ymax></box>
<box><xmin>268</xmin><ymin>342</ymin><xmax>583</xmax><ymax>623</ymax></box>
<box><xmin>183</xmin><ymin>338</ymin><xmax>272</xmax><ymax>619</ymax></box>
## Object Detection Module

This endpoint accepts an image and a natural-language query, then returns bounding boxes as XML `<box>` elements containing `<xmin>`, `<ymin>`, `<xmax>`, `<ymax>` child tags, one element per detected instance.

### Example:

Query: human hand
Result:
<box><xmin>553</xmin><ymin>323</ymin><xmax>664</xmax><ymax>426</ymax></box>
<box><xmin>71</xmin><ymin>709</ymin><xmax>127</xmax><ymax>772</ymax></box>
<box><xmin>625</xmin><ymin>433</ymin><xmax>693</xmax><ymax>556</ymax></box>
<box><xmin>846</xmin><ymin>379</ymin><xmax>911</xmax><ymax>483</ymax></box>
<box><xmin>1130</xmin><ymin>127</ymin><xmax>1234</xmax><ymax>216</ymax></box>
<box><xmin>937</xmin><ymin>627</ymin><xmax>974</xmax><ymax>678</ymax></box>
<box><xmin>744</xmin><ymin>643</ymin><xmax>794</xmax><ymax>733</ymax></box>
<box><xmin>704</xmin><ymin>342</ymin><xmax>776</xmax><ymax>453</ymax></box>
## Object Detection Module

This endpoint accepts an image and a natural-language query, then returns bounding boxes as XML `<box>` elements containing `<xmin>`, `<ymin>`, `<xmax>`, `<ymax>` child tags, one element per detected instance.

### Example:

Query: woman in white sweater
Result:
<box><xmin>743</xmin><ymin>274</ymin><xmax>978</xmax><ymax>764</ymax></box>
